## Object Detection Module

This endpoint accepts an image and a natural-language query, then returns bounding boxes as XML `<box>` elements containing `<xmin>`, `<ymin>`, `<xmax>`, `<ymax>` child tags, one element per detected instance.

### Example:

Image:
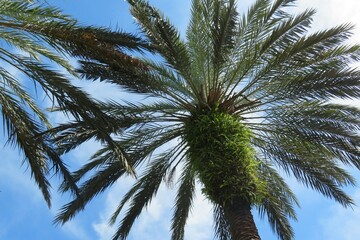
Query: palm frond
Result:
<box><xmin>224</xmin><ymin>8</ymin><xmax>315</xmax><ymax>97</ymax></box>
<box><xmin>256</xmin><ymin>136</ymin><xmax>355</xmax><ymax>207</ymax></box>
<box><xmin>111</xmin><ymin>149</ymin><xmax>178</xmax><ymax>240</ymax></box>
<box><xmin>0</xmin><ymin>0</ymin><xmax>153</xmax><ymax>206</ymax></box>
<box><xmin>127</xmin><ymin>0</ymin><xmax>195</xmax><ymax>94</ymax></box>
<box><xmin>0</xmin><ymin>86</ymin><xmax>51</xmax><ymax>206</ymax></box>
<box><xmin>213</xmin><ymin>204</ymin><xmax>232</xmax><ymax>240</ymax></box>
<box><xmin>170</xmin><ymin>162</ymin><xmax>196</xmax><ymax>240</ymax></box>
<box><xmin>255</xmin><ymin>102</ymin><xmax>360</xmax><ymax>169</ymax></box>
<box><xmin>55</xmin><ymin>158</ymin><xmax>127</xmax><ymax>224</ymax></box>
<box><xmin>257</xmin><ymin>161</ymin><xmax>298</xmax><ymax>240</ymax></box>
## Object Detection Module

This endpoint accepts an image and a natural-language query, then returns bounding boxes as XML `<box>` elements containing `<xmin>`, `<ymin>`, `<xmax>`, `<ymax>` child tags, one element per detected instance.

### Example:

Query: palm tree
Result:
<box><xmin>54</xmin><ymin>0</ymin><xmax>360</xmax><ymax>239</ymax></box>
<box><xmin>0</xmin><ymin>0</ymin><xmax>150</xmax><ymax>207</ymax></box>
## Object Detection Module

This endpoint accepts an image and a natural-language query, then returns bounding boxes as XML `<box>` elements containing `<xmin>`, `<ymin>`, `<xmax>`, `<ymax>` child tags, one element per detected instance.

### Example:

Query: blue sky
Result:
<box><xmin>1</xmin><ymin>0</ymin><xmax>360</xmax><ymax>240</ymax></box>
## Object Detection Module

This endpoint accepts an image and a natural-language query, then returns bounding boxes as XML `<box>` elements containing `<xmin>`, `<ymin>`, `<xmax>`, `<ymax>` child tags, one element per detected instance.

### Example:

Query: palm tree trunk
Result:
<box><xmin>223</xmin><ymin>198</ymin><xmax>261</xmax><ymax>240</ymax></box>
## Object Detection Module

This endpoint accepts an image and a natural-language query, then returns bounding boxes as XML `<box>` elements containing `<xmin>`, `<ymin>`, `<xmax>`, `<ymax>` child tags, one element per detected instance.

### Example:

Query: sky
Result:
<box><xmin>1</xmin><ymin>0</ymin><xmax>360</xmax><ymax>240</ymax></box>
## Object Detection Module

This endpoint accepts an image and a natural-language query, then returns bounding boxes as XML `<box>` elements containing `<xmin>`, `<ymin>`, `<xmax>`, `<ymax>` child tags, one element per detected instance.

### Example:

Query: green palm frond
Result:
<box><xmin>170</xmin><ymin>162</ymin><xmax>196</xmax><ymax>240</ymax></box>
<box><xmin>55</xmin><ymin>115</ymin><xmax>184</xmax><ymax>223</ymax></box>
<box><xmin>0</xmin><ymin>0</ymin><xmax>154</xmax><ymax>205</ymax></box>
<box><xmin>257</xmin><ymin>136</ymin><xmax>355</xmax><ymax>207</ymax></box>
<box><xmin>213</xmin><ymin>204</ymin><xmax>232</xmax><ymax>240</ymax></box>
<box><xmin>55</xmin><ymin>156</ymin><xmax>127</xmax><ymax>224</ymax></box>
<box><xmin>257</xmin><ymin>161</ymin><xmax>298</xmax><ymax>240</ymax></box>
<box><xmin>111</xmin><ymin>148</ymin><xmax>181</xmax><ymax>240</ymax></box>
<box><xmin>187</xmin><ymin>0</ymin><xmax>238</xmax><ymax>92</ymax></box>
<box><xmin>127</xmin><ymin>0</ymin><xmax>190</xmax><ymax>74</ymax></box>
<box><xmin>0</xmin><ymin>86</ymin><xmax>52</xmax><ymax>205</ymax></box>
<box><xmin>127</xmin><ymin>0</ymin><xmax>195</xmax><ymax>94</ymax></box>
<box><xmin>0</xmin><ymin>67</ymin><xmax>50</xmax><ymax>127</ymax></box>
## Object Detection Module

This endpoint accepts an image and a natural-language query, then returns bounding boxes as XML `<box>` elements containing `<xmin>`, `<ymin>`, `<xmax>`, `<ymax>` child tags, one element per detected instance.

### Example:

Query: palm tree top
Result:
<box><xmin>0</xmin><ymin>0</ymin><xmax>152</xmax><ymax>207</ymax></box>
<box><xmin>53</xmin><ymin>0</ymin><xmax>360</xmax><ymax>239</ymax></box>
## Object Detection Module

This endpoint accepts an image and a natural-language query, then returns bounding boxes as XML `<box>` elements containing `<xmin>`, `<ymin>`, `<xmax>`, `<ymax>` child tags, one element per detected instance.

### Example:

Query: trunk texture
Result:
<box><xmin>184</xmin><ymin>110</ymin><xmax>262</xmax><ymax>239</ymax></box>
<box><xmin>223</xmin><ymin>198</ymin><xmax>261</xmax><ymax>240</ymax></box>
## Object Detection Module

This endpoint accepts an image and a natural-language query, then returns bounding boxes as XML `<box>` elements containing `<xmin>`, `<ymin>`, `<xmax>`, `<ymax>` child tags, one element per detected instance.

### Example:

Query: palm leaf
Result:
<box><xmin>170</xmin><ymin>162</ymin><xmax>196</xmax><ymax>240</ymax></box>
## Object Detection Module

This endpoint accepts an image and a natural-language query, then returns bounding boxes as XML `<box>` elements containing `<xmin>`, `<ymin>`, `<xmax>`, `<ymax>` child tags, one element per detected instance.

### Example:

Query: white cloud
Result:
<box><xmin>93</xmin><ymin>222</ymin><xmax>114</xmax><ymax>240</ymax></box>
<box><xmin>185</xmin><ymin>186</ymin><xmax>213</xmax><ymax>240</ymax></box>
<box><xmin>0</xmin><ymin>148</ymin><xmax>43</xmax><ymax>203</ymax></box>
<box><xmin>92</xmin><ymin>179</ymin><xmax>174</xmax><ymax>240</ymax></box>
<box><xmin>91</xmin><ymin>174</ymin><xmax>215</xmax><ymax>240</ymax></box>
<box><xmin>0</xmin><ymin>155</ymin><xmax>40</xmax><ymax>238</ymax></box>
<box><xmin>92</xmin><ymin>177</ymin><xmax>135</xmax><ymax>240</ymax></box>
<box><xmin>62</xmin><ymin>220</ymin><xmax>93</xmax><ymax>240</ymax></box>
<box><xmin>72</xmin><ymin>79</ymin><xmax>130</xmax><ymax>103</ymax></box>
<box><xmin>320</xmin><ymin>189</ymin><xmax>360</xmax><ymax>240</ymax></box>
<box><xmin>295</xmin><ymin>0</ymin><xmax>360</xmax><ymax>47</ymax></box>
<box><xmin>0</xmin><ymin>141</ymin><xmax>95</xmax><ymax>240</ymax></box>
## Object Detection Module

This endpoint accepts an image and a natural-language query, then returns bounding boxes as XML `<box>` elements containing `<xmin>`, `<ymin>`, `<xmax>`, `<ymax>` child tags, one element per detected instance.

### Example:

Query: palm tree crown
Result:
<box><xmin>0</xmin><ymin>0</ymin><xmax>151</xmax><ymax>206</ymax></box>
<box><xmin>54</xmin><ymin>0</ymin><xmax>360</xmax><ymax>239</ymax></box>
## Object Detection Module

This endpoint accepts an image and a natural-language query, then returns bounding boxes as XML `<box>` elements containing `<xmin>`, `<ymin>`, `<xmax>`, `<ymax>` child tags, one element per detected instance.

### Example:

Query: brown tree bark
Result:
<box><xmin>223</xmin><ymin>198</ymin><xmax>261</xmax><ymax>240</ymax></box>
